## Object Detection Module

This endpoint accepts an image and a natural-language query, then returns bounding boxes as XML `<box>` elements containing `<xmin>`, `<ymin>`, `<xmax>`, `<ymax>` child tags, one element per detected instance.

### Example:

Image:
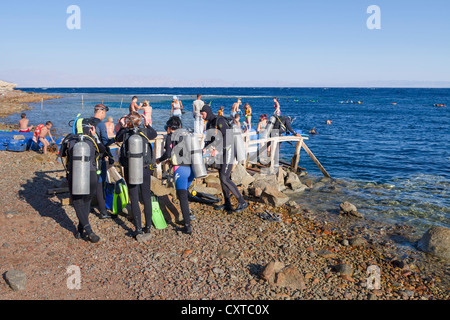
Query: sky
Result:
<box><xmin>0</xmin><ymin>0</ymin><xmax>449</xmax><ymax>87</ymax></box>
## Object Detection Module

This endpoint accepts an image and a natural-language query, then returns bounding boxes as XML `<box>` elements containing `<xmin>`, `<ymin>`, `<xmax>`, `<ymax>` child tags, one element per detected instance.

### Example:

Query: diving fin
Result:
<box><xmin>151</xmin><ymin>192</ymin><xmax>167</xmax><ymax>230</ymax></box>
<box><xmin>112</xmin><ymin>179</ymin><xmax>129</xmax><ymax>214</ymax></box>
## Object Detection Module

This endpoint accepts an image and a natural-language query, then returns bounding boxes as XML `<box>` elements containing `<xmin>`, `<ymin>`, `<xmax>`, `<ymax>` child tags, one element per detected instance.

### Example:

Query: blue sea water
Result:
<box><xmin>7</xmin><ymin>87</ymin><xmax>450</xmax><ymax>232</ymax></box>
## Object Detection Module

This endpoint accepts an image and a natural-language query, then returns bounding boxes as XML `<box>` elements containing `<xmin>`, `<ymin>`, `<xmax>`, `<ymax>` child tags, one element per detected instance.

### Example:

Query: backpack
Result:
<box><xmin>119</xmin><ymin>129</ymin><xmax>154</xmax><ymax>169</ymax></box>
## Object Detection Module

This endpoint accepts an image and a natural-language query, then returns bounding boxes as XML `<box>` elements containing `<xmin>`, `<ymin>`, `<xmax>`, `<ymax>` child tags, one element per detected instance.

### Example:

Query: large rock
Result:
<box><xmin>339</xmin><ymin>202</ymin><xmax>363</xmax><ymax>218</ymax></box>
<box><xmin>261</xmin><ymin>187</ymin><xmax>290</xmax><ymax>207</ymax></box>
<box><xmin>5</xmin><ymin>270</ymin><xmax>27</xmax><ymax>291</ymax></box>
<box><xmin>417</xmin><ymin>226</ymin><xmax>450</xmax><ymax>260</ymax></box>
<box><xmin>252</xmin><ymin>174</ymin><xmax>279</xmax><ymax>191</ymax></box>
<box><xmin>261</xmin><ymin>261</ymin><xmax>306</xmax><ymax>290</ymax></box>
<box><xmin>231</xmin><ymin>164</ymin><xmax>252</xmax><ymax>185</ymax></box>
<box><xmin>274</xmin><ymin>266</ymin><xmax>306</xmax><ymax>290</ymax></box>
<box><xmin>261</xmin><ymin>260</ymin><xmax>285</xmax><ymax>284</ymax></box>
<box><xmin>0</xmin><ymin>80</ymin><xmax>17</xmax><ymax>93</ymax></box>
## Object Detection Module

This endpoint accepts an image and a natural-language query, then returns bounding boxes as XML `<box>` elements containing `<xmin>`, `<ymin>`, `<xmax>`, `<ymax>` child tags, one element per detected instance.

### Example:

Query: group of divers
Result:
<box><xmin>57</xmin><ymin>99</ymin><xmax>302</xmax><ymax>243</ymax></box>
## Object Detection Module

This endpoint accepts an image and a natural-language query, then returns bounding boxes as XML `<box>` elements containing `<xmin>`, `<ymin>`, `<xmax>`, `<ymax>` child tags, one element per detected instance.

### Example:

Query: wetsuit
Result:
<box><xmin>202</xmin><ymin>106</ymin><xmax>245</xmax><ymax>209</ymax></box>
<box><xmin>115</xmin><ymin>125</ymin><xmax>157</xmax><ymax>234</ymax></box>
<box><xmin>64</xmin><ymin>134</ymin><xmax>106</xmax><ymax>241</ymax></box>
<box><xmin>158</xmin><ymin>132</ymin><xmax>195</xmax><ymax>231</ymax></box>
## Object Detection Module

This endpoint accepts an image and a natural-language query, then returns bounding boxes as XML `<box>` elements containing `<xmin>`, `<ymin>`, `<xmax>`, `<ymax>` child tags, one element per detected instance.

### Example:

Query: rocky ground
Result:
<box><xmin>0</xmin><ymin>150</ymin><xmax>448</xmax><ymax>301</ymax></box>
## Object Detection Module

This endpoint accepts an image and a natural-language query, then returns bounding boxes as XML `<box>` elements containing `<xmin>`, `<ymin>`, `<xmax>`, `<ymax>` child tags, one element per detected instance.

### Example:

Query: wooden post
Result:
<box><xmin>291</xmin><ymin>137</ymin><xmax>303</xmax><ymax>172</ymax></box>
<box><xmin>301</xmin><ymin>141</ymin><xmax>331</xmax><ymax>178</ymax></box>
<box><xmin>154</xmin><ymin>136</ymin><xmax>163</xmax><ymax>179</ymax></box>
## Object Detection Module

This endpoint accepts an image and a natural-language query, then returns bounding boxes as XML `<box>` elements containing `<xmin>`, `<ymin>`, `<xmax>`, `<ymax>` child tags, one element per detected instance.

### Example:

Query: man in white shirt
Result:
<box><xmin>193</xmin><ymin>93</ymin><xmax>205</xmax><ymax>134</ymax></box>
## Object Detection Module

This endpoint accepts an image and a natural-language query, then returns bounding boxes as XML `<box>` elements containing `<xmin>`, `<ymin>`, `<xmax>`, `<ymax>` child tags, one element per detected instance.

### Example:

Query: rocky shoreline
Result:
<box><xmin>0</xmin><ymin>81</ymin><xmax>61</xmax><ymax>123</ymax></box>
<box><xmin>0</xmin><ymin>149</ymin><xmax>448</xmax><ymax>300</ymax></box>
<box><xmin>0</xmin><ymin>81</ymin><xmax>448</xmax><ymax>300</ymax></box>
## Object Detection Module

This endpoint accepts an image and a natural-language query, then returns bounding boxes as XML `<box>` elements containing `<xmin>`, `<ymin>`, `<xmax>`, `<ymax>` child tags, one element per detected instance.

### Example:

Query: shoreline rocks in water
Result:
<box><xmin>0</xmin><ymin>80</ymin><xmax>61</xmax><ymax>121</ymax></box>
<box><xmin>417</xmin><ymin>226</ymin><xmax>450</xmax><ymax>261</ymax></box>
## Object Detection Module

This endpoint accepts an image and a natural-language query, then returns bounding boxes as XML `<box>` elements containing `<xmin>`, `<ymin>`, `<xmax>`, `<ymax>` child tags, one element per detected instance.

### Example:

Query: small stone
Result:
<box><xmin>349</xmin><ymin>236</ymin><xmax>366</xmax><ymax>247</ymax></box>
<box><xmin>334</xmin><ymin>263</ymin><xmax>353</xmax><ymax>277</ymax></box>
<box><xmin>5</xmin><ymin>270</ymin><xmax>27</xmax><ymax>291</ymax></box>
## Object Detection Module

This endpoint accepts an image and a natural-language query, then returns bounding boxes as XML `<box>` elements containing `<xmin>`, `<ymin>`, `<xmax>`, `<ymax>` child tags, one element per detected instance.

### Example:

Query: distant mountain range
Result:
<box><xmin>2</xmin><ymin>70</ymin><xmax>450</xmax><ymax>88</ymax></box>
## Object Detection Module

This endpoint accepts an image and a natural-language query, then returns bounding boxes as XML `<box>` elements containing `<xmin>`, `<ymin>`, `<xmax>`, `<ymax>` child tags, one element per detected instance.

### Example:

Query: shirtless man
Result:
<box><xmin>129</xmin><ymin>96</ymin><xmax>142</xmax><ymax>113</ymax></box>
<box><xmin>38</xmin><ymin>121</ymin><xmax>55</xmax><ymax>154</ymax></box>
<box><xmin>231</xmin><ymin>99</ymin><xmax>241</xmax><ymax>118</ymax></box>
<box><xmin>19</xmin><ymin>113</ymin><xmax>33</xmax><ymax>132</ymax></box>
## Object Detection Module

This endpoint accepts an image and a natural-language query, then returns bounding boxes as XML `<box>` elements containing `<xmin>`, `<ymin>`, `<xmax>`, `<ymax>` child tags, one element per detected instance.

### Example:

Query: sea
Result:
<box><xmin>6</xmin><ymin>87</ymin><xmax>449</xmax><ymax>234</ymax></box>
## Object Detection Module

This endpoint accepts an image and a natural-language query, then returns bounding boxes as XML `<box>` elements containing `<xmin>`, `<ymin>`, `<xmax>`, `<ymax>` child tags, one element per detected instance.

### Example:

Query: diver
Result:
<box><xmin>115</xmin><ymin>112</ymin><xmax>158</xmax><ymax>238</ymax></box>
<box><xmin>59</xmin><ymin>123</ymin><xmax>107</xmax><ymax>243</ymax></box>
<box><xmin>156</xmin><ymin>116</ymin><xmax>199</xmax><ymax>235</ymax></box>
<box><xmin>200</xmin><ymin>104</ymin><xmax>248</xmax><ymax>213</ymax></box>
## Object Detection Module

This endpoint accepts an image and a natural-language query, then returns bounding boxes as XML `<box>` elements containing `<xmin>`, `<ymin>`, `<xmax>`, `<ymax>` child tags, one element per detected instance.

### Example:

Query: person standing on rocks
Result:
<box><xmin>115</xmin><ymin>112</ymin><xmax>158</xmax><ymax>238</ymax></box>
<box><xmin>200</xmin><ymin>104</ymin><xmax>248</xmax><ymax>213</ymax></box>
<box><xmin>60</xmin><ymin>125</ymin><xmax>106</xmax><ymax>243</ymax></box>
<box><xmin>92</xmin><ymin>104</ymin><xmax>115</xmax><ymax>220</ymax></box>
<box><xmin>156</xmin><ymin>116</ymin><xmax>195</xmax><ymax>235</ymax></box>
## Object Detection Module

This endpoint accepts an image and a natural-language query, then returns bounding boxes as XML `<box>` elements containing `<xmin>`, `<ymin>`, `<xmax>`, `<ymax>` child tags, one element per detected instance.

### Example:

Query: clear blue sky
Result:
<box><xmin>1</xmin><ymin>0</ymin><xmax>449</xmax><ymax>87</ymax></box>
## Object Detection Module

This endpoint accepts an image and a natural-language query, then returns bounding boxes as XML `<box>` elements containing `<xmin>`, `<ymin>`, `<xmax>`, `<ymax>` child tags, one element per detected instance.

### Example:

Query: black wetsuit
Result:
<box><xmin>115</xmin><ymin>126</ymin><xmax>157</xmax><ymax>232</ymax></box>
<box><xmin>204</xmin><ymin>114</ymin><xmax>245</xmax><ymax>206</ymax></box>
<box><xmin>65</xmin><ymin>135</ymin><xmax>106</xmax><ymax>236</ymax></box>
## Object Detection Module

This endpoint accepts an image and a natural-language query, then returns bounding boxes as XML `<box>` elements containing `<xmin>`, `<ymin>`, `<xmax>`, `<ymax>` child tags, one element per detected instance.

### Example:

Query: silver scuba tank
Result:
<box><xmin>261</xmin><ymin>115</ymin><xmax>277</xmax><ymax>139</ymax></box>
<box><xmin>127</xmin><ymin>133</ymin><xmax>144</xmax><ymax>184</ymax></box>
<box><xmin>189</xmin><ymin>133</ymin><xmax>207</xmax><ymax>178</ymax></box>
<box><xmin>233</xmin><ymin>124</ymin><xmax>246</xmax><ymax>163</ymax></box>
<box><xmin>72</xmin><ymin>137</ymin><xmax>91</xmax><ymax>195</ymax></box>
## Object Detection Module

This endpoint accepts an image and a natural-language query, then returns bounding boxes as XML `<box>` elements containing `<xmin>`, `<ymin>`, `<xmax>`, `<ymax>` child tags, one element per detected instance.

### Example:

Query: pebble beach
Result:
<box><xmin>0</xmin><ymin>87</ymin><xmax>449</xmax><ymax>301</ymax></box>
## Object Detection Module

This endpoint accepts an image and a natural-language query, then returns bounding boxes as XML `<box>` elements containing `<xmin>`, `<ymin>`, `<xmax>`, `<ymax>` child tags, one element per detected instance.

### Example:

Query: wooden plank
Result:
<box><xmin>301</xmin><ymin>141</ymin><xmax>331</xmax><ymax>178</ymax></box>
<box><xmin>291</xmin><ymin>139</ymin><xmax>303</xmax><ymax>172</ymax></box>
<box><xmin>154</xmin><ymin>136</ymin><xmax>163</xmax><ymax>179</ymax></box>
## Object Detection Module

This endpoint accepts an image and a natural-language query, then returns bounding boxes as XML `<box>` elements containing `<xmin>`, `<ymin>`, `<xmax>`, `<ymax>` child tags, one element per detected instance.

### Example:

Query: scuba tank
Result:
<box><xmin>72</xmin><ymin>136</ymin><xmax>91</xmax><ymax>195</ymax></box>
<box><xmin>232</xmin><ymin>124</ymin><xmax>246</xmax><ymax>163</ymax></box>
<box><xmin>127</xmin><ymin>130</ymin><xmax>144</xmax><ymax>185</ymax></box>
<box><xmin>261</xmin><ymin>115</ymin><xmax>277</xmax><ymax>139</ymax></box>
<box><xmin>189</xmin><ymin>133</ymin><xmax>207</xmax><ymax>178</ymax></box>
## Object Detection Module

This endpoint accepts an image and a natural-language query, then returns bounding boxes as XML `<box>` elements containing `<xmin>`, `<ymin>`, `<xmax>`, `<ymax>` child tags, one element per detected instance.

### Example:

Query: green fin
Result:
<box><xmin>151</xmin><ymin>193</ymin><xmax>167</xmax><ymax>230</ymax></box>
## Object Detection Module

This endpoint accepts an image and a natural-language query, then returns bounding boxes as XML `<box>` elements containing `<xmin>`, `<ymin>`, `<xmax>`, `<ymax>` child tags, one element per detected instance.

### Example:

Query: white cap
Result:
<box><xmin>173</xmin><ymin>95</ymin><xmax>178</xmax><ymax>100</ymax></box>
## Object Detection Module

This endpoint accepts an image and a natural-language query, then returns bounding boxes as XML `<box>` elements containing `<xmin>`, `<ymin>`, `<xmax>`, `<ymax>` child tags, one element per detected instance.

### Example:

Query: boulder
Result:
<box><xmin>276</xmin><ymin>167</ymin><xmax>287</xmax><ymax>191</ymax></box>
<box><xmin>5</xmin><ymin>270</ymin><xmax>27</xmax><ymax>291</ymax></box>
<box><xmin>231</xmin><ymin>164</ymin><xmax>251</xmax><ymax>185</ymax></box>
<box><xmin>417</xmin><ymin>226</ymin><xmax>450</xmax><ymax>260</ymax></box>
<box><xmin>339</xmin><ymin>202</ymin><xmax>364</xmax><ymax>218</ymax></box>
<box><xmin>252</xmin><ymin>174</ymin><xmax>279</xmax><ymax>191</ymax></box>
<box><xmin>285</xmin><ymin>172</ymin><xmax>301</xmax><ymax>189</ymax></box>
<box><xmin>274</xmin><ymin>266</ymin><xmax>306</xmax><ymax>290</ymax></box>
<box><xmin>261</xmin><ymin>187</ymin><xmax>290</xmax><ymax>207</ymax></box>
<box><xmin>261</xmin><ymin>260</ymin><xmax>285</xmax><ymax>284</ymax></box>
